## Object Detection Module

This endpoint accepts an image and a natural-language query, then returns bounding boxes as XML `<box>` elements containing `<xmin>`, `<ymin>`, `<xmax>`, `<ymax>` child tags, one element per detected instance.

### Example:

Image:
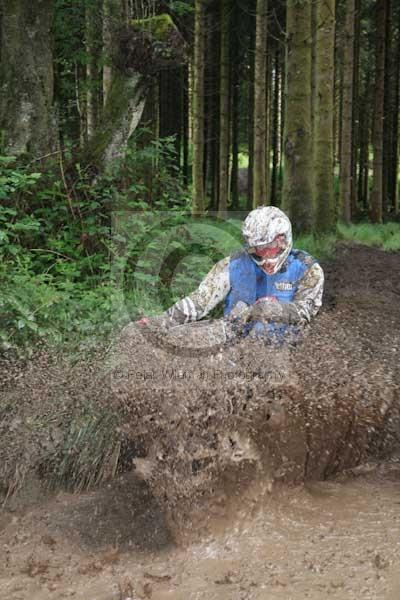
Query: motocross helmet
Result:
<box><xmin>242</xmin><ymin>206</ymin><xmax>292</xmax><ymax>275</ymax></box>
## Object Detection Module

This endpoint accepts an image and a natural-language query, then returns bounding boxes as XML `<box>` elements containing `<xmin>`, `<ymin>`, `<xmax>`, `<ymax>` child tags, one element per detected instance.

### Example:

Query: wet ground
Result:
<box><xmin>1</xmin><ymin>461</ymin><xmax>400</xmax><ymax>600</ymax></box>
<box><xmin>1</xmin><ymin>243</ymin><xmax>399</xmax><ymax>599</ymax></box>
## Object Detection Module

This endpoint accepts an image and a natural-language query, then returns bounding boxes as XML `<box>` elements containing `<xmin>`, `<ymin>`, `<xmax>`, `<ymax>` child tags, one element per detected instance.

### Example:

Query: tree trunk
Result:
<box><xmin>279</xmin><ymin>52</ymin><xmax>285</xmax><ymax>204</ymax></box>
<box><xmin>204</xmin><ymin>5</ymin><xmax>220</xmax><ymax>211</ymax></box>
<box><xmin>230</xmin><ymin>1</ymin><xmax>240</xmax><ymax>211</ymax></box>
<box><xmin>311</xmin><ymin>0</ymin><xmax>317</xmax><ymax>142</ymax></box>
<box><xmin>358</xmin><ymin>67</ymin><xmax>372</xmax><ymax>210</ymax></box>
<box><xmin>383</xmin><ymin>0</ymin><xmax>395</xmax><ymax>213</ymax></box>
<box><xmin>314</xmin><ymin>0</ymin><xmax>336</xmax><ymax>232</ymax></box>
<box><xmin>84</xmin><ymin>71</ymin><xmax>147</xmax><ymax>169</ymax></box>
<box><xmin>192</xmin><ymin>0</ymin><xmax>206</xmax><ymax>214</ymax></box>
<box><xmin>84</xmin><ymin>14</ymin><xmax>185</xmax><ymax>172</ymax></box>
<box><xmin>182</xmin><ymin>66</ymin><xmax>190</xmax><ymax>186</ymax></box>
<box><xmin>247</xmin><ymin>25</ymin><xmax>255</xmax><ymax>211</ymax></box>
<box><xmin>86</xmin><ymin>1</ymin><xmax>102</xmax><ymax>140</ymax></box>
<box><xmin>351</xmin><ymin>0</ymin><xmax>361</xmax><ymax>217</ymax></box>
<box><xmin>102</xmin><ymin>0</ymin><xmax>112</xmax><ymax>104</ymax></box>
<box><xmin>282</xmin><ymin>0</ymin><xmax>313</xmax><ymax>233</ymax></box>
<box><xmin>370</xmin><ymin>0</ymin><xmax>388</xmax><ymax>224</ymax></box>
<box><xmin>0</xmin><ymin>0</ymin><xmax>56</xmax><ymax>159</ymax></box>
<box><xmin>159</xmin><ymin>68</ymin><xmax>182</xmax><ymax>171</ymax></box>
<box><xmin>231</xmin><ymin>59</ymin><xmax>240</xmax><ymax>210</ymax></box>
<box><xmin>266</xmin><ymin>51</ymin><xmax>273</xmax><ymax>203</ymax></box>
<box><xmin>218</xmin><ymin>0</ymin><xmax>230</xmax><ymax>217</ymax></box>
<box><xmin>253</xmin><ymin>0</ymin><xmax>268</xmax><ymax>208</ymax></box>
<box><xmin>339</xmin><ymin>0</ymin><xmax>355</xmax><ymax>223</ymax></box>
<box><xmin>390</xmin><ymin>13</ymin><xmax>400</xmax><ymax>213</ymax></box>
<box><xmin>270</xmin><ymin>48</ymin><xmax>280</xmax><ymax>206</ymax></box>
<box><xmin>333</xmin><ymin>7</ymin><xmax>340</xmax><ymax>172</ymax></box>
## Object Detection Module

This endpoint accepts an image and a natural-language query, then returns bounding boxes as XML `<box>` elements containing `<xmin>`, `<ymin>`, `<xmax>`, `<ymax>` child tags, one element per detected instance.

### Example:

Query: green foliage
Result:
<box><xmin>2</xmin><ymin>137</ymin><xmax>400</xmax><ymax>357</ymax></box>
<box><xmin>132</xmin><ymin>14</ymin><xmax>176</xmax><ymax>41</ymax></box>
<box><xmin>294</xmin><ymin>233</ymin><xmax>337</xmax><ymax>260</ymax></box>
<box><xmin>0</xmin><ymin>132</ymin><xmax>190</xmax><ymax>355</ymax></box>
<box><xmin>337</xmin><ymin>222</ymin><xmax>400</xmax><ymax>251</ymax></box>
<box><xmin>169</xmin><ymin>1</ymin><xmax>194</xmax><ymax>16</ymax></box>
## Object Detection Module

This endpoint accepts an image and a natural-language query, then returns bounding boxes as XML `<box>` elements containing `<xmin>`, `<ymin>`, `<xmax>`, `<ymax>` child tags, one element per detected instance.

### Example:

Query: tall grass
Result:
<box><xmin>294</xmin><ymin>233</ymin><xmax>337</xmax><ymax>260</ymax></box>
<box><xmin>337</xmin><ymin>222</ymin><xmax>400</xmax><ymax>251</ymax></box>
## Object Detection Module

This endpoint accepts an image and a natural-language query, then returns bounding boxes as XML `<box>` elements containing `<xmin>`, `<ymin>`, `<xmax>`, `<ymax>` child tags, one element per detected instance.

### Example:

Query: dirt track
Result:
<box><xmin>0</xmin><ymin>242</ymin><xmax>399</xmax><ymax>599</ymax></box>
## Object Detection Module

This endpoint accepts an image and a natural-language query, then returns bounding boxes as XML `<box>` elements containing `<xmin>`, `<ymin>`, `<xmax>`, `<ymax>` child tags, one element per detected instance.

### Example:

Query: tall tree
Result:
<box><xmin>182</xmin><ymin>66</ymin><xmax>190</xmax><ymax>185</ymax></box>
<box><xmin>390</xmin><ymin>11</ymin><xmax>400</xmax><ymax>213</ymax></box>
<box><xmin>218</xmin><ymin>0</ymin><xmax>230</xmax><ymax>216</ymax></box>
<box><xmin>314</xmin><ymin>0</ymin><xmax>336</xmax><ymax>231</ymax></box>
<box><xmin>247</xmin><ymin>23</ymin><xmax>256</xmax><ymax>210</ymax></box>
<box><xmin>351</xmin><ymin>0</ymin><xmax>361</xmax><ymax>216</ymax></box>
<box><xmin>192</xmin><ymin>0</ymin><xmax>206</xmax><ymax>214</ymax></box>
<box><xmin>253</xmin><ymin>0</ymin><xmax>268</xmax><ymax>207</ymax></box>
<box><xmin>370</xmin><ymin>0</ymin><xmax>388</xmax><ymax>223</ymax></box>
<box><xmin>159</xmin><ymin>68</ymin><xmax>183</xmax><ymax>171</ymax></box>
<box><xmin>0</xmin><ymin>0</ymin><xmax>56</xmax><ymax>159</ymax></box>
<box><xmin>230</xmin><ymin>1</ymin><xmax>241</xmax><ymax>211</ymax></box>
<box><xmin>84</xmin><ymin>15</ymin><xmax>185</xmax><ymax>171</ymax></box>
<box><xmin>383</xmin><ymin>0</ymin><xmax>396</xmax><ymax>212</ymax></box>
<box><xmin>270</xmin><ymin>49</ymin><xmax>279</xmax><ymax>205</ymax></box>
<box><xmin>85</xmin><ymin>0</ymin><xmax>102</xmax><ymax>140</ymax></box>
<box><xmin>339</xmin><ymin>0</ymin><xmax>355</xmax><ymax>222</ymax></box>
<box><xmin>204</xmin><ymin>4</ymin><xmax>220</xmax><ymax>209</ymax></box>
<box><xmin>358</xmin><ymin>66</ymin><xmax>372</xmax><ymax>210</ymax></box>
<box><xmin>283</xmin><ymin>0</ymin><xmax>313</xmax><ymax>232</ymax></box>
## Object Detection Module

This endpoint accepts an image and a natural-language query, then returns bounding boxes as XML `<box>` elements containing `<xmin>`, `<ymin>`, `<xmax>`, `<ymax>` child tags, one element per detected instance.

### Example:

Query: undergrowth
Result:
<box><xmin>1</xmin><ymin>142</ymin><xmax>399</xmax><ymax>356</ymax></box>
<box><xmin>337</xmin><ymin>222</ymin><xmax>400</xmax><ymax>251</ymax></box>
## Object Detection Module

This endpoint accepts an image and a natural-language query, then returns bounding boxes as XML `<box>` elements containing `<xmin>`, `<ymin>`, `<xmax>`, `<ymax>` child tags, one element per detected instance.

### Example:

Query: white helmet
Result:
<box><xmin>242</xmin><ymin>206</ymin><xmax>293</xmax><ymax>274</ymax></box>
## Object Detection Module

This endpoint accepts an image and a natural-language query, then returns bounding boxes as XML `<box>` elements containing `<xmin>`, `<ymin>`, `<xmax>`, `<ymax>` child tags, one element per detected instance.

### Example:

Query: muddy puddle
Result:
<box><xmin>1</xmin><ymin>460</ymin><xmax>400</xmax><ymax>600</ymax></box>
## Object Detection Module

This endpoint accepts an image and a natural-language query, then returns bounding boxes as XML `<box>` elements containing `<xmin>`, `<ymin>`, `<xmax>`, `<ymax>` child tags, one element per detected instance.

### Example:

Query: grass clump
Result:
<box><xmin>294</xmin><ymin>233</ymin><xmax>337</xmax><ymax>261</ymax></box>
<box><xmin>337</xmin><ymin>222</ymin><xmax>400</xmax><ymax>251</ymax></box>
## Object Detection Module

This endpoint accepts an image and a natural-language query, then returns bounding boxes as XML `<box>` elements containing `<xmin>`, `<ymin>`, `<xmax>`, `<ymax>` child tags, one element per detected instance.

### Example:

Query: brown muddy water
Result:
<box><xmin>1</xmin><ymin>461</ymin><xmax>400</xmax><ymax>600</ymax></box>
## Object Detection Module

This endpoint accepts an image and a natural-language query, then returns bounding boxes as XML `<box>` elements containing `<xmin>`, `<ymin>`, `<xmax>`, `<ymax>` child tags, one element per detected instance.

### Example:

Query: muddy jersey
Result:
<box><xmin>165</xmin><ymin>249</ymin><xmax>324</xmax><ymax>326</ymax></box>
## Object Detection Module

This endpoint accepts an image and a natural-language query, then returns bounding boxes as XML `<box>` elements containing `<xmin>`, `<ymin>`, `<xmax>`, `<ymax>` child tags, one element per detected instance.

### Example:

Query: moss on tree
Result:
<box><xmin>132</xmin><ymin>14</ymin><xmax>175</xmax><ymax>42</ymax></box>
<box><xmin>83</xmin><ymin>14</ymin><xmax>186</xmax><ymax>171</ymax></box>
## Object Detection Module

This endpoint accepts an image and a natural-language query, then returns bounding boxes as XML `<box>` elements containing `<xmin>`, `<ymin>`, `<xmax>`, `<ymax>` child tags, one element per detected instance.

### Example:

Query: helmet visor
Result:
<box><xmin>247</xmin><ymin>234</ymin><xmax>286</xmax><ymax>263</ymax></box>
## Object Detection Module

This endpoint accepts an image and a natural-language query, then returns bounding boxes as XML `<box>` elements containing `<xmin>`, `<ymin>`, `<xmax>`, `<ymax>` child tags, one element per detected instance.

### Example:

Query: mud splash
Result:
<box><xmin>0</xmin><ymin>243</ymin><xmax>400</xmax><ymax>599</ymax></box>
<box><xmin>0</xmin><ymin>243</ymin><xmax>399</xmax><ymax>541</ymax></box>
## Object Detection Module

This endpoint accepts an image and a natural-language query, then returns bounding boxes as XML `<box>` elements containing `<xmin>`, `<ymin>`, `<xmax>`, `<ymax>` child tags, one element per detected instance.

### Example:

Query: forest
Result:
<box><xmin>1</xmin><ymin>3</ymin><xmax>400</xmax><ymax>599</ymax></box>
<box><xmin>1</xmin><ymin>0</ymin><xmax>400</xmax><ymax>353</ymax></box>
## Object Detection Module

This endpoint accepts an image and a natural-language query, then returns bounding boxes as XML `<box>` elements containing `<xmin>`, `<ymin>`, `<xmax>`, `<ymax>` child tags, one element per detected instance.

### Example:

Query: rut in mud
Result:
<box><xmin>0</xmin><ymin>243</ymin><xmax>399</xmax><ymax>531</ymax></box>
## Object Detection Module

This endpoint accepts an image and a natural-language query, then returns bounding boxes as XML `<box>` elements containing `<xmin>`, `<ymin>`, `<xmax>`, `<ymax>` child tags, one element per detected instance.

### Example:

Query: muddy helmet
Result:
<box><xmin>242</xmin><ymin>206</ymin><xmax>293</xmax><ymax>274</ymax></box>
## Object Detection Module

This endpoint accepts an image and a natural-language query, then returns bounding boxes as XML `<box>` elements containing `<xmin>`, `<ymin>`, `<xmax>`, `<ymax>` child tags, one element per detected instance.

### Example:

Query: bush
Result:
<box><xmin>0</xmin><ymin>133</ymin><xmax>191</xmax><ymax>355</ymax></box>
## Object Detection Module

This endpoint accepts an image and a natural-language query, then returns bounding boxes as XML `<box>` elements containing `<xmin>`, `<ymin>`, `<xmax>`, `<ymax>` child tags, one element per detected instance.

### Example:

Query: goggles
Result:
<box><xmin>247</xmin><ymin>234</ymin><xmax>286</xmax><ymax>262</ymax></box>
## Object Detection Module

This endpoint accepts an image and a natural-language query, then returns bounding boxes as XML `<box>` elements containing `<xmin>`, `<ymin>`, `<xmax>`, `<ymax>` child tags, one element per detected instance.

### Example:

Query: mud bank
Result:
<box><xmin>0</xmin><ymin>244</ymin><xmax>399</xmax><ymax>537</ymax></box>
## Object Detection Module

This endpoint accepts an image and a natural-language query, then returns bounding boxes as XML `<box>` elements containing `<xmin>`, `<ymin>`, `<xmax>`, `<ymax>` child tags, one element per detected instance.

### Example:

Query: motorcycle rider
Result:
<box><xmin>138</xmin><ymin>206</ymin><xmax>324</xmax><ymax>341</ymax></box>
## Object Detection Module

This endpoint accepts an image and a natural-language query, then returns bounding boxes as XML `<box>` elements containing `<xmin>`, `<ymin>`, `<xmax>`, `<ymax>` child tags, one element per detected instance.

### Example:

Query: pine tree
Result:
<box><xmin>370</xmin><ymin>0</ymin><xmax>388</xmax><ymax>223</ymax></box>
<box><xmin>192</xmin><ymin>0</ymin><xmax>206</xmax><ymax>214</ymax></box>
<box><xmin>0</xmin><ymin>0</ymin><xmax>56</xmax><ymax>158</ymax></box>
<box><xmin>253</xmin><ymin>0</ymin><xmax>268</xmax><ymax>207</ymax></box>
<box><xmin>218</xmin><ymin>0</ymin><xmax>230</xmax><ymax>216</ymax></box>
<box><xmin>339</xmin><ymin>0</ymin><xmax>356</xmax><ymax>222</ymax></box>
<box><xmin>283</xmin><ymin>0</ymin><xmax>313</xmax><ymax>233</ymax></box>
<box><xmin>270</xmin><ymin>48</ymin><xmax>281</xmax><ymax>205</ymax></box>
<box><xmin>314</xmin><ymin>0</ymin><xmax>336</xmax><ymax>231</ymax></box>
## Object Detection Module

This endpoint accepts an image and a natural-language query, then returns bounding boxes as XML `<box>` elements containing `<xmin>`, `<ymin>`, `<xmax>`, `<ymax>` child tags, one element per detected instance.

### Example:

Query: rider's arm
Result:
<box><xmin>249</xmin><ymin>262</ymin><xmax>324</xmax><ymax>325</ymax></box>
<box><xmin>164</xmin><ymin>257</ymin><xmax>231</xmax><ymax>325</ymax></box>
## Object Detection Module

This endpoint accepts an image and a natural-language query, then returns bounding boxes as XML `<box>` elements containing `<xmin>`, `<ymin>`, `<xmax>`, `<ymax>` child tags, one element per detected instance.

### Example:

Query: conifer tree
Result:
<box><xmin>283</xmin><ymin>0</ymin><xmax>313</xmax><ymax>232</ymax></box>
<box><xmin>253</xmin><ymin>0</ymin><xmax>268</xmax><ymax>207</ymax></box>
<box><xmin>314</xmin><ymin>0</ymin><xmax>336</xmax><ymax>231</ymax></box>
